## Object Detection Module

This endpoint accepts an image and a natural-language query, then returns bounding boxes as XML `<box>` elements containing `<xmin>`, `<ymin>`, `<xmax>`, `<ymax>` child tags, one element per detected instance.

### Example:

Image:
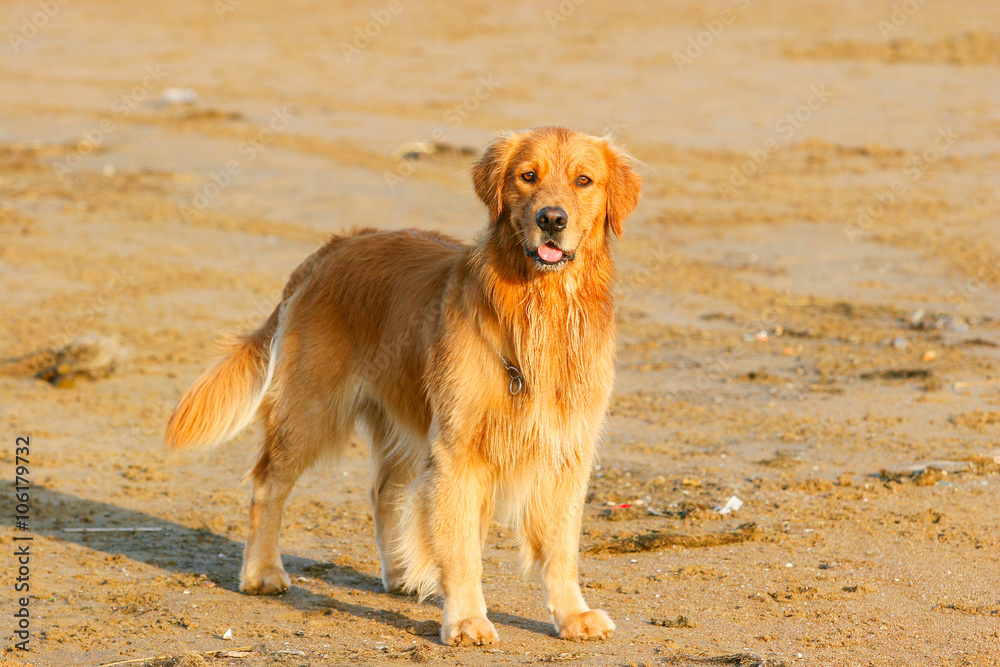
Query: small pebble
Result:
<box><xmin>161</xmin><ymin>87</ymin><xmax>198</xmax><ymax>105</ymax></box>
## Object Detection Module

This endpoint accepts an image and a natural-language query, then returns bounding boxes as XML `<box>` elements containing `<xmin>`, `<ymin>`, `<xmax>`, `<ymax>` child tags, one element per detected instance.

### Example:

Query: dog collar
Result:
<box><xmin>498</xmin><ymin>355</ymin><xmax>523</xmax><ymax>395</ymax></box>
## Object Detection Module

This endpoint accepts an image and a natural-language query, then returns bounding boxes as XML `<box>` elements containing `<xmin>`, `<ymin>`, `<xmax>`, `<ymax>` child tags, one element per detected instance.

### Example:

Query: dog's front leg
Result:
<box><xmin>526</xmin><ymin>466</ymin><xmax>615</xmax><ymax>641</ymax></box>
<box><xmin>428</xmin><ymin>456</ymin><xmax>498</xmax><ymax>647</ymax></box>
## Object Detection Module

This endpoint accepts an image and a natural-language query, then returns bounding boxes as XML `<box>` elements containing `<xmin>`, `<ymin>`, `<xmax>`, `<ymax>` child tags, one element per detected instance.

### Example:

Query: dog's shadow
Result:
<box><xmin>29</xmin><ymin>487</ymin><xmax>552</xmax><ymax>640</ymax></box>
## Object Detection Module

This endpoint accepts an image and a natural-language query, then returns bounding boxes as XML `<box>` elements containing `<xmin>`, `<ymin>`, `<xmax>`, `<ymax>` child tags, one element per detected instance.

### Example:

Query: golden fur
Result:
<box><xmin>166</xmin><ymin>126</ymin><xmax>641</xmax><ymax>646</ymax></box>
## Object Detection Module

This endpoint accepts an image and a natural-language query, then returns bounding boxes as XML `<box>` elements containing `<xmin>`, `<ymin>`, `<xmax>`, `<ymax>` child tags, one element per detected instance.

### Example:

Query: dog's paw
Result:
<box><xmin>380</xmin><ymin>569</ymin><xmax>407</xmax><ymax>595</ymax></box>
<box><xmin>240</xmin><ymin>566</ymin><xmax>290</xmax><ymax>595</ymax></box>
<box><xmin>442</xmin><ymin>616</ymin><xmax>498</xmax><ymax>647</ymax></box>
<box><xmin>556</xmin><ymin>609</ymin><xmax>615</xmax><ymax>641</ymax></box>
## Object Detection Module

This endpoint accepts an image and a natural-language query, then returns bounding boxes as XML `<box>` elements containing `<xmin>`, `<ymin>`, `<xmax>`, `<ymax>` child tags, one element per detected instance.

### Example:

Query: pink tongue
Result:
<box><xmin>536</xmin><ymin>243</ymin><xmax>564</xmax><ymax>263</ymax></box>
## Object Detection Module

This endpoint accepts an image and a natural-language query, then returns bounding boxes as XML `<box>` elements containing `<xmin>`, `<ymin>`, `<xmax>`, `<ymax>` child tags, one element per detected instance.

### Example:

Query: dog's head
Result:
<box><xmin>472</xmin><ymin>127</ymin><xmax>641</xmax><ymax>272</ymax></box>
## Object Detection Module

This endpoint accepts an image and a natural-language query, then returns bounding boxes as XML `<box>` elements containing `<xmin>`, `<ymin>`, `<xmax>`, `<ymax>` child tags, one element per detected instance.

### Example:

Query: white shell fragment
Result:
<box><xmin>715</xmin><ymin>495</ymin><xmax>744</xmax><ymax>515</ymax></box>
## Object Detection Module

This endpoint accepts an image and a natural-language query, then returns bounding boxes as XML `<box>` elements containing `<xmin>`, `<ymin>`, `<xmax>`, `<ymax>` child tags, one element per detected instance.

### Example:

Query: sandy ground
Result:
<box><xmin>2</xmin><ymin>0</ymin><xmax>1000</xmax><ymax>665</ymax></box>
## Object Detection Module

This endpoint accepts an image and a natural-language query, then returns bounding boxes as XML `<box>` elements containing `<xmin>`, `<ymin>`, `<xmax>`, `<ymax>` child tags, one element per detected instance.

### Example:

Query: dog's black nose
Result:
<box><xmin>535</xmin><ymin>207</ymin><xmax>567</xmax><ymax>232</ymax></box>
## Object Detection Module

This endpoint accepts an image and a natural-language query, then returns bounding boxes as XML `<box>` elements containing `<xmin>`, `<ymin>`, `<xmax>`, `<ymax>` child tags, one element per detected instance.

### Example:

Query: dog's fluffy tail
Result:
<box><xmin>165</xmin><ymin>306</ymin><xmax>282</xmax><ymax>450</ymax></box>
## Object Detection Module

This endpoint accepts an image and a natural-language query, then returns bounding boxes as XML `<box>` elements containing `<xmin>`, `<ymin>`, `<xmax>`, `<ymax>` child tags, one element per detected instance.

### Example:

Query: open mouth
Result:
<box><xmin>526</xmin><ymin>241</ymin><xmax>574</xmax><ymax>266</ymax></box>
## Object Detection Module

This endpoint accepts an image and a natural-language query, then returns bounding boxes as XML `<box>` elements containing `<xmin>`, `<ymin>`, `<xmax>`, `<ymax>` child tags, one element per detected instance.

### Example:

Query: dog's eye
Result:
<box><xmin>576</xmin><ymin>175</ymin><xmax>592</xmax><ymax>187</ymax></box>
<box><xmin>520</xmin><ymin>172</ymin><xmax>537</xmax><ymax>183</ymax></box>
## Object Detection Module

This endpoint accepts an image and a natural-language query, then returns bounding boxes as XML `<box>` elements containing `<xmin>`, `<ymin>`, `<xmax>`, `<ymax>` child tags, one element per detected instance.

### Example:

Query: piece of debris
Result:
<box><xmin>909</xmin><ymin>312</ymin><xmax>968</xmax><ymax>332</ymax></box>
<box><xmin>0</xmin><ymin>333</ymin><xmax>123</xmax><ymax>387</ymax></box>
<box><xmin>161</xmin><ymin>87</ymin><xmax>198</xmax><ymax>105</ymax></box>
<box><xmin>859</xmin><ymin>368</ymin><xmax>932</xmax><ymax>381</ymax></box>
<box><xmin>93</xmin><ymin>646</ymin><xmax>255</xmax><ymax>667</ymax></box>
<box><xmin>783</xmin><ymin>327</ymin><xmax>819</xmax><ymax>338</ymax></box>
<box><xmin>879</xmin><ymin>460</ymin><xmax>970</xmax><ymax>485</ymax></box>
<box><xmin>390</xmin><ymin>141</ymin><xmax>477</xmax><ymax>161</ymax></box>
<box><xmin>391</xmin><ymin>141</ymin><xmax>435</xmax><ymax>160</ymax></box>
<box><xmin>222</xmin><ymin>627</ymin><xmax>233</xmax><ymax>640</ymax></box>
<box><xmin>661</xmin><ymin>652</ymin><xmax>776</xmax><ymax>666</ymax></box>
<box><xmin>587</xmin><ymin>523</ymin><xmax>761</xmax><ymax>554</ymax></box>
<box><xmin>650</xmin><ymin>615</ymin><xmax>695</xmax><ymax>628</ymax></box>
<box><xmin>889</xmin><ymin>460</ymin><xmax>970</xmax><ymax>474</ymax></box>
<box><xmin>742</xmin><ymin>330</ymin><xmax>770</xmax><ymax>342</ymax></box>
<box><xmin>714</xmin><ymin>496</ymin><xmax>743</xmax><ymax>515</ymax></box>
<box><xmin>538</xmin><ymin>652</ymin><xmax>585</xmax><ymax>662</ymax></box>
<box><xmin>171</xmin><ymin>108</ymin><xmax>244</xmax><ymax>122</ymax></box>
<box><xmin>956</xmin><ymin>338</ymin><xmax>999</xmax><ymax>348</ymax></box>
<box><xmin>63</xmin><ymin>526</ymin><xmax>163</xmax><ymax>533</ymax></box>
<box><xmin>757</xmin><ymin>450</ymin><xmax>803</xmax><ymax>468</ymax></box>
<box><xmin>599</xmin><ymin>503</ymin><xmax>645</xmax><ymax>521</ymax></box>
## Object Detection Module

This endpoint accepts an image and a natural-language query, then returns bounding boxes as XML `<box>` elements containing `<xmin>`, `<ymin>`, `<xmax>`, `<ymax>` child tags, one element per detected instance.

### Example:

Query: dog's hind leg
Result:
<box><xmin>240</xmin><ymin>449</ymin><xmax>296</xmax><ymax>593</ymax></box>
<box><xmin>368</xmin><ymin>418</ymin><xmax>421</xmax><ymax>594</ymax></box>
<box><xmin>240</xmin><ymin>400</ymin><xmax>347</xmax><ymax>595</ymax></box>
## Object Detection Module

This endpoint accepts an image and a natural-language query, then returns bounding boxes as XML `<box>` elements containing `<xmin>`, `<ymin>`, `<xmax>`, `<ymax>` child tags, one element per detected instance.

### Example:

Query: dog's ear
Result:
<box><xmin>472</xmin><ymin>132</ymin><xmax>524</xmax><ymax>224</ymax></box>
<box><xmin>604</xmin><ymin>143</ymin><xmax>642</xmax><ymax>240</ymax></box>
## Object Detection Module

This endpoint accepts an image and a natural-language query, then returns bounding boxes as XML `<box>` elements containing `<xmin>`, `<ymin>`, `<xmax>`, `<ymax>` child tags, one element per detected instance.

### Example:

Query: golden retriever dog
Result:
<box><xmin>166</xmin><ymin>126</ymin><xmax>641</xmax><ymax>646</ymax></box>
